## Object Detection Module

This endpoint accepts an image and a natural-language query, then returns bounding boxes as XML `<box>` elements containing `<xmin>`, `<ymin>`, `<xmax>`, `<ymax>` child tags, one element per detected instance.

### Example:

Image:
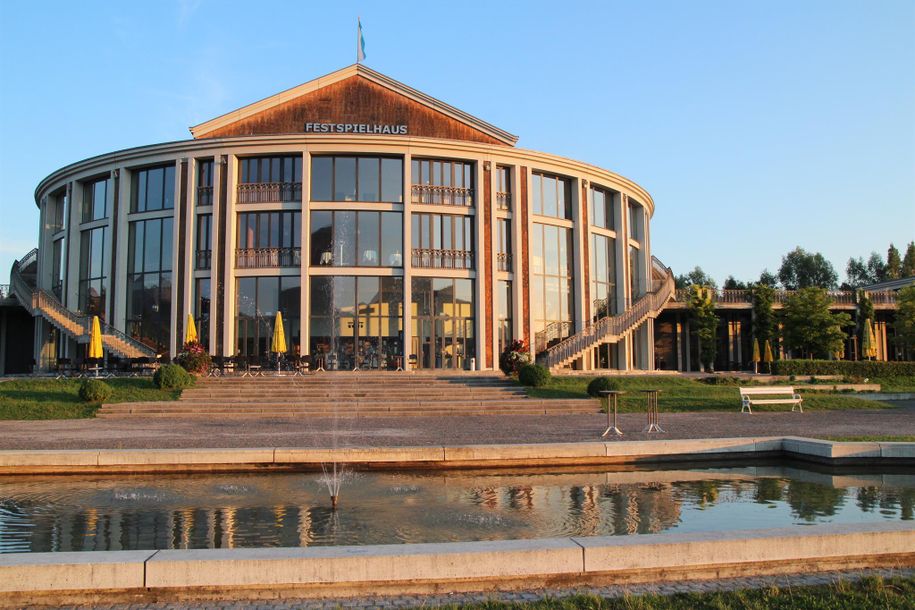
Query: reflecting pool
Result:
<box><xmin>1</xmin><ymin>463</ymin><xmax>913</xmax><ymax>553</ymax></box>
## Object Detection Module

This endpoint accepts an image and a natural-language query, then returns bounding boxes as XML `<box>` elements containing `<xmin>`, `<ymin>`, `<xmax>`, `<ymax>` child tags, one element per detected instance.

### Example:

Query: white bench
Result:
<box><xmin>739</xmin><ymin>386</ymin><xmax>803</xmax><ymax>413</ymax></box>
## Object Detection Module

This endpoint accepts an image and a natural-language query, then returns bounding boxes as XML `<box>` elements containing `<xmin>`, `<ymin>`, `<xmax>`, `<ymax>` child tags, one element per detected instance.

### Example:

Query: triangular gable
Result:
<box><xmin>190</xmin><ymin>64</ymin><xmax>517</xmax><ymax>146</ymax></box>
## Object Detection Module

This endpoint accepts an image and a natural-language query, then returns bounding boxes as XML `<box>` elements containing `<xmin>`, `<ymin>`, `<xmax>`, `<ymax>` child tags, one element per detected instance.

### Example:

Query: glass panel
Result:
<box><xmin>163</xmin><ymin>165</ymin><xmax>175</xmax><ymax>209</ymax></box>
<box><xmin>334</xmin><ymin>157</ymin><xmax>356</xmax><ymax>201</ymax></box>
<box><xmin>335</xmin><ymin>211</ymin><xmax>356</xmax><ymax>266</ymax></box>
<box><xmin>257</xmin><ymin>277</ymin><xmax>279</xmax><ymax>318</ymax></box>
<box><xmin>357</xmin><ymin>158</ymin><xmax>379</xmax><ymax>202</ymax></box>
<box><xmin>269</xmin><ymin>212</ymin><xmax>280</xmax><ymax>247</ymax></box>
<box><xmin>130</xmin><ymin>222</ymin><xmax>143</xmax><ymax>273</ymax></box>
<box><xmin>310</xmin><ymin>211</ymin><xmax>333</xmax><ymax>265</ymax></box>
<box><xmin>592</xmin><ymin>189</ymin><xmax>604</xmax><ymax>228</ymax></box>
<box><xmin>311</xmin><ymin>157</ymin><xmax>332</xmax><ymax>201</ymax></box>
<box><xmin>147</xmin><ymin>168</ymin><xmax>163</xmax><ymax>211</ymax></box>
<box><xmin>433</xmin><ymin>278</ymin><xmax>452</xmax><ymax>316</ymax></box>
<box><xmin>310</xmin><ymin>277</ymin><xmax>332</xmax><ymax>316</ymax></box>
<box><xmin>90</xmin><ymin>228</ymin><xmax>104</xmax><ymax>278</ymax></box>
<box><xmin>279</xmin><ymin>277</ymin><xmax>300</xmax><ymax>317</ymax></box>
<box><xmin>542</xmin><ymin>176</ymin><xmax>556</xmax><ymax>217</ymax></box>
<box><xmin>544</xmin><ymin>225</ymin><xmax>559</xmax><ymax>277</ymax></box>
<box><xmin>356</xmin><ymin>276</ymin><xmax>380</xmax><ymax>310</ymax></box>
<box><xmin>333</xmin><ymin>276</ymin><xmax>356</xmax><ymax>318</ymax></box>
<box><xmin>357</xmin><ymin>212</ymin><xmax>379</xmax><ymax>266</ymax></box>
<box><xmin>161</xmin><ymin>218</ymin><xmax>173</xmax><ymax>271</ymax></box>
<box><xmin>237</xmin><ymin>278</ymin><xmax>256</xmax><ymax>318</ymax></box>
<box><xmin>381</xmin><ymin>158</ymin><xmax>403</xmax><ymax>202</ymax></box>
<box><xmin>135</xmin><ymin>172</ymin><xmax>147</xmax><ymax>213</ymax></box>
<box><xmin>381</xmin><ymin>212</ymin><xmax>402</xmax><ymax>267</ymax></box>
<box><xmin>532</xmin><ymin>174</ymin><xmax>542</xmax><ymax>215</ymax></box>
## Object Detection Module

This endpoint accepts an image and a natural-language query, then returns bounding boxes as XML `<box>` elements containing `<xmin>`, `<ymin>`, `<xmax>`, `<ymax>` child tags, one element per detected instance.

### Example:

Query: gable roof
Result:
<box><xmin>189</xmin><ymin>64</ymin><xmax>518</xmax><ymax>146</ymax></box>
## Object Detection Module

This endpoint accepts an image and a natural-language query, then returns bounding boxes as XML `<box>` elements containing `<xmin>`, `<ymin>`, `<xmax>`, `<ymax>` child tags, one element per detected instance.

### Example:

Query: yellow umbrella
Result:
<box><xmin>865</xmin><ymin>321</ymin><xmax>878</xmax><ymax>359</ymax></box>
<box><xmin>185</xmin><ymin>313</ymin><xmax>198</xmax><ymax>344</ymax></box>
<box><xmin>88</xmin><ymin>315</ymin><xmax>103</xmax><ymax>360</ymax></box>
<box><xmin>271</xmin><ymin>311</ymin><xmax>287</xmax><ymax>354</ymax></box>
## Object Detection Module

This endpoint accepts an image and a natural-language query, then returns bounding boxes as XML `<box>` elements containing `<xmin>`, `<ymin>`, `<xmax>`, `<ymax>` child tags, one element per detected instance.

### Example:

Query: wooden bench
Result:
<box><xmin>739</xmin><ymin>386</ymin><xmax>803</xmax><ymax>413</ymax></box>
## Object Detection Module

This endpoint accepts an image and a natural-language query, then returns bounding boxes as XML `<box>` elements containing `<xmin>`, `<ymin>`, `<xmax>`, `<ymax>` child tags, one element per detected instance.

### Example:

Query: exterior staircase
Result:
<box><xmin>97</xmin><ymin>372</ymin><xmax>599</xmax><ymax>418</ymax></box>
<box><xmin>537</xmin><ymin>257</ymin><xmax>675</xmax><ymax>371</ymax></box>
<box><xmin>10</xmin><ymin>249</ymin><xmax>156</xmax><ymax>360</ymax></box>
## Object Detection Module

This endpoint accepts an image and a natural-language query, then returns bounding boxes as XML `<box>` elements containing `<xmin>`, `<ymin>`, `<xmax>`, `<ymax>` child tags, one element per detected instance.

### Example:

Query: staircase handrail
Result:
<box><xmin>9</xmin><ymin>248</ymin><xmax>39</xmax><ymax>312</ymax></box>
<box><xmin>98</xmin><ymin>317</ymin><xmax>157</xmax><ymax>357</ymax></box>
<box><xmin>539</xmin><ymin>263</ymin><xmax>674</xmax><ymax>369</ymax></box>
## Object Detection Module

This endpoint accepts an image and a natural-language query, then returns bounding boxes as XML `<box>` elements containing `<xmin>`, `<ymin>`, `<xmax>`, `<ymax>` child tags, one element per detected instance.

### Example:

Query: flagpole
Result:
<box><xmin>356</xmin><ymin>17</ymin><xmax>361</xmax><ymax>64</ymax></box>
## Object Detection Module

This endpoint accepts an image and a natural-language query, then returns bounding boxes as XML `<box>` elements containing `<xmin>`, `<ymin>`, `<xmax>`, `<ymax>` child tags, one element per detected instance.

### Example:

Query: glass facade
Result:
<box><xmin>195</xmin><ymin>278</ymin><xmax>211</xmax><ymax>349</ymax></box>
<box><xmin>530</xmin><ymin>223</ymin><xmax>574</xmax><ymax>336</ymax></box>
<box><xmin>311</xmin><ymin>156</ymin><xmax>403</xmax><ymax>203</ymax></box>
<box><xmin>126</xmin><ymin>217</ymin><xmax>173</xmax><ymax>353</ymax></box>
<box><xmin>131</xmin><ymin>165</ymin><xmax>176</xmax><ymax>213</ymax></box>
<box><xmin>591</xmin><ymin>234</ymin><xmax>616</xmax><ymax>318</ymax></box>
<box><xmin>236</xmin><ymin>276</ymin><xmax>301</xmax><ymax>357</ymax></box>
<box><xmin>590</xmin><ymin>186</ymin><xmax>614</xmax><ymax>230</ymax></box>
<box><xmin>82</xmin><ymin>177</ymin><xmax>108</xmax><ymax>222</ymax></box>
<box><xmin>309</xmin><ymin>276</ymin><xmax>403</xmax><ymax>370</ymax></box>
<box><xmin>532</xmin><ymin>172</ymin><xmax>572</xmax><ymax>219</ymax></box>
<box><xmin>236</xmin><ymin>211</ymin><xmax>301</xmax><ymax>268</ymax></box>
<box><xmin>78</xmin><ymin>226</ymin><xmax>108</xmax><ymax>319</ymax></box>
<box><xmin>310</xmin><ymin>211</ymin><xmax>402</xmax><ymax>267</ymax></box>
<box><xmin>497</xmin><ymin>279</ymin><xmax>512</xmax><ymax>355</ymax></box>
<box><xmin>411</xmin><ymin>213</ymin><xmax>473</xmax><ymax>269</ymax></box>
<box><xmin>411</xmin><ymin>278</ymin><xmax>475</xmax><ymax>369</ymax></box>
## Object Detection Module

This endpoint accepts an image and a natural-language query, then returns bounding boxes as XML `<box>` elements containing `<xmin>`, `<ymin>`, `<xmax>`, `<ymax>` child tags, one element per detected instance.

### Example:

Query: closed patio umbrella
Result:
<box><xmin>863</xmin><ymin>320</ymin><xmax>877</xmax><ymax>359</ymax></box>
<box><xmin>751</xmin><ymin>338</ymin><xmax>760</xmax><ymax>374</ymax></box>
<box><xmin>271</xmin><ymin>311</ymin><xmax>287</xmax><ymax>373</ymax></box>
<box><xmin>89</xmin><ymin>315</ymin><xmax>103</xmax><ymax>376</ymax></box>
<box><xmin>185</xmin><ymin>313</ymin><xmax>198</xmax><ymax>344</ymax></box>
<box><xmin>763</xmin><ymin>339</ymin><xmax>774</xmax><ymax>374</ymax></box>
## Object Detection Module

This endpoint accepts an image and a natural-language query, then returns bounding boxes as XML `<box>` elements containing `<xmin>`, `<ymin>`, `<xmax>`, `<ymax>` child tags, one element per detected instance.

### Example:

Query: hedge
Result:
<box><xmin>153</xmin><ymin>363</ymin><xmax>194</xmax><ymax>389</ymax></box>
<box><xmin>78</xmin><ymin>379</ymin><xmax>113</xmax><ymax>403</ymax></box>
<box><xmin>586</xmin><ymin>376</ymin><xmax>622</xmax><ymax>397</ymax></box>
<box><xmin>772</xmin><ymin>360</ymin><xmax>915</xmax><ymax>378</ymax></box>
<box><xmin>518</xmin><ymin>363</ymin><xmax>551</xmax><ymax>387</ymax></box>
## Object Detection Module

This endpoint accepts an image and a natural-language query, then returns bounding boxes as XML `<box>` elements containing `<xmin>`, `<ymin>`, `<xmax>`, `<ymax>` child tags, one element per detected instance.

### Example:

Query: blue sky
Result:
<box><xmin>1</xmin><ymin>0</ymin><xmax>913</xmax><ymax>285</ymax></box>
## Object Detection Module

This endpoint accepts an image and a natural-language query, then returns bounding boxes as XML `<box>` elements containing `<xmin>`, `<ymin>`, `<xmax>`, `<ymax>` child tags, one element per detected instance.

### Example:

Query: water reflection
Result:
<box><xmin>0</xmin><ymin>466</ymin><xmax>912</xmax><ymax>553</ymax></box>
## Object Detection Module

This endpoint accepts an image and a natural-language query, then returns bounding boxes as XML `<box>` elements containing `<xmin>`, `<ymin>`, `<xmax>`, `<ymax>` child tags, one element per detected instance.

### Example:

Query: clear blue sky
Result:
<box><xmin>1</xmin><ymin>0</ymin><xmax>913</xmax><ymax>286</ymax></box>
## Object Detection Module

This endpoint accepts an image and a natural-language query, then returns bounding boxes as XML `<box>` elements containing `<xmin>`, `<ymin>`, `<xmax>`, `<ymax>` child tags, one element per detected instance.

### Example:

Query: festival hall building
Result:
<box><xmin>15</xmin><ymin>64</ymin><xmax>675</xmax><ymax>372</ymax></box>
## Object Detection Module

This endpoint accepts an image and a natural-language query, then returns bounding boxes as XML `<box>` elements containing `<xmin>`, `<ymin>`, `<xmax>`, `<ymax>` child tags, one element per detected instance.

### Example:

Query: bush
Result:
<box><xmin>773</xmin><ymin>360</ymin><xmax>915</xmax><ymax>379</ymax></box>
<box><xmin>175</xmin><ymin>341</ymin><xmax>211</xmax><ymax>375</ymax></box>
<box><xmin>518</xmin><ymin>363</ymin><xmax>551</xmax><ymax>387</ymax></box>
<box><xmin>586</xmin><ymin>376</ymin><xmax>622</xmax><ymax>397</ymax></box>
<box><xmin>499</xmin><ymin>339</ymin><xmax>531</xmax><ymax>376</ymax></box>
<box><xmin>78</xmin><ymin>379</ymin><xmax>113</xmax><ymax>403</ymax></box>
<box><xmin>153</xmin><ymin>363</ymin><xmax>193</xmax><ymax>389</ymax></box>
<box><xmin>697</xmin><ymin>376</ymin><xmax>743</xmax><ymax>386</ymax></box>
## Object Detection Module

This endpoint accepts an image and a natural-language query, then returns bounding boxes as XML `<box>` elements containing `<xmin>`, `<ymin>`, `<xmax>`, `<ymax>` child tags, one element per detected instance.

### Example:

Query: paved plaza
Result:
<box><xmin>0</xmin><ymin>401</ymin><xmax>913</xmax><ymax>450</ymax></box>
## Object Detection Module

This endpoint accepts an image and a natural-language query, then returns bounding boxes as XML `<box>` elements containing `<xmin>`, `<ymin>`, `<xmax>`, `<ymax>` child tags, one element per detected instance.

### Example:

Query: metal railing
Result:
<box><xmin>534</xmin><ymin>321</ymin><xmax>575</xmax><ymax>354</ymax></box>
<box><xmin>235</xmin><ymin>247</ymin><xmax>301</xmax><ymax>269</ymax></box>
<box><xmin>496</xmin><ymin>191</ymin><xmax>511</xmax><ymax>211</ymax></box>
<box><xmin>195</xmin><ymin>249</ymin><xmax>212</xmax><ymax>270</ymax></box>
<box><xmin>672</xmin><ymin>287</ymin><xmax>897</xmax><ymax>307</ymax></box>
<box><xmin>538</xmin><ymin>263</ymin><xmax>675</xmax><ymax>369</ymax></box>
<box><xmin>236</xmin><ymin>182</ymin><xmax>302</xmax><ymax>203</ymax></box>
<box><xmin>496</xmin><ymin>252</ymin><xmax>512</xmax><ymax>272</ymax></box>
<box><xmin>196</xmin><ymin>186</ymin><xmax>214</xmax><ymax>206</ymax></box>
<box><xmin>411</xmin><ymin>248</ymin><xmax>473</xmax><ymax>270</ymax></box>
<box><xmin>411</xmin><ymin>184</ymin><xmax>474</xmax><ymax>207</ymax></box>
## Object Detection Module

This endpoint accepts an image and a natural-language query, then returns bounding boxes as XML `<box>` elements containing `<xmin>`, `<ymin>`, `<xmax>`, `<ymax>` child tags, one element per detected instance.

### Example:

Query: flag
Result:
<box><xmin>357</xmin><ymin>18</ymin><xmax>366</xmax><ymax>63</ymax></box>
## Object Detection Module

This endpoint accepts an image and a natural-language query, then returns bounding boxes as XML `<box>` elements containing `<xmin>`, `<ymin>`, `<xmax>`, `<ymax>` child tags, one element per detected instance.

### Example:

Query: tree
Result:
<box><xmin>723</xmin><ymin>276</ymin><xmax>748</xmax><ymax>290</ymax></box>
<box><xmin>886</xmin><ymin>244</ymin><xmax>902</xmax><ymax>280</ymax></box>
<box><xmin>780</xmin><ymin>287</ymin><xmax>851</xmax><ymax>359</ymax></box>
<box><xmin>688</xmin><ymin>285</ymin><xmax>718</xmax><ymax>371</ymax></box>
<box><xmin>866</xmin><ymin>252</ymin><xmax>886</xmax><ymax>283</ymax></box>
<box><xmin>845</xmin><ymin>257</ymin><xmax>870</xmax><ymax>289</ymax></box>
<box><xmin>902</xmin><ymin>242</ymin><xmax>915</xmax><ymax>278</ymax></box>
<box><xmin>675</xmin><ymin>266</ymin><xmax>717</xmax><ymax>289</ymax></box>
<box><xmin>856</xmin><ymin>290</ymin><xmax>875</xmax><ymax>360</ymax></box>
<box><xmin>778</xmin><ymin>247</ymin><xmax>838</xmax><ymax>290</ymax></box>
<box><xmin>751</xmin><ymin>283</ymin><xmax>776</xmax><ymax>345</ymax></box>
<box><xmin>895</xmin><ymin>286</ymin><xmax>915</xmax><ymax>355</ymax></box>
<box><xmin>758</xmin><ymin>269</ymin><xmax>778</xmax><ymax>287</ymax></box>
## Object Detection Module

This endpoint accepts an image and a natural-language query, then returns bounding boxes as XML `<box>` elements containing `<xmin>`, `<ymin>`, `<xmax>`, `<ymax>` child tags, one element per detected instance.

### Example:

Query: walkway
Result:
<box><xmin>1</xmin><ymin>402</ymin><xmax>913</xmax><ymax>450</ymax></box>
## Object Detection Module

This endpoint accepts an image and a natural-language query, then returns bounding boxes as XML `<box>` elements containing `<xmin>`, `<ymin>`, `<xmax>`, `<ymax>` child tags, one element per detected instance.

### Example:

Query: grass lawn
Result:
<box><xmin>871</xmin><ymin>376</ymin><xmax>915</xmax><ymax>393</ymax></box>
<box><xmin>0</xmin><ymin>378</ymin><xmax>180</xmax><ymax>420</ymax></box>
<box><xmin>525</xmin><ymin>375</ymin><xmax>895</xmax><ymax>412</ymax></box>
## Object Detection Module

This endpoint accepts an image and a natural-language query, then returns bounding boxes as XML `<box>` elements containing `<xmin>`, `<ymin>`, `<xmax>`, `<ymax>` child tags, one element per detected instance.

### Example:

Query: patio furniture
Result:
<box><xmin>739</xmin><ymin>386</ymin><xmax>803</xmax><ymax>413</ymax></box>
<box><xmin>641</xmin><ymin>389</ymin><xmax>664</xmax><ymax>434</ymax></box>
<box><xmin>598</xmin><ymin>390</ymin><xmax>625</xmax><ymax>437</ymax></box>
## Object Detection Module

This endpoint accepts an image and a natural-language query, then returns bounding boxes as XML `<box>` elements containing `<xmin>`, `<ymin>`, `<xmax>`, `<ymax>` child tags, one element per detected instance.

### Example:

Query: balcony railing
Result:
<box><xmin>411</xmin><ymin>184</ymin><xmax>474</xmax><ymax>207</ymax></box>
<box><xmin>672</xmin><ymin>287</ymin><xmax>897</xmax><ymax>306</ymax></box>
<box><xmin>411</xmin><ymin>248</ymin><xmax>473</xmax><ymax>270</ymax></box>
<box><xmin>496</xmin><ymin>191</ymin><xmax>511</xmax><ymax>211</ymax></box>
<box><xmin>237</xmin><ymin>182</ymin><xmax>302</xmax><ymax>204</ymax></box>
<box><xmin>195</xmin><ymin>249</ymin><xmax>212</xmax><ymax>270</ymax></box>
<box><xmin>196</xmin><ymin>185</ymin><xmax>213</xmax><ymax>206</ymax></box>
<box><xmin>534</xmin><ymin>320</ymin><xmax>574</xmax><ymax>354</ymax></box>
<box><xmin>496</xmin><ymin>252</ymin><xmax>512</xmax><ymax>272</ymax></box>
<box><xmin>235</xmin><ymin>247</ymin><xmax>301</xmax><ymax>269</ymax></box>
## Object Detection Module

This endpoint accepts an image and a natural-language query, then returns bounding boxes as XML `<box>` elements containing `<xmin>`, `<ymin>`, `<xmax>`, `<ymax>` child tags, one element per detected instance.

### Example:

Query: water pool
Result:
<box><xmin>1</xmin><ymin>463</ymin><xmax>912</xmax><ymax>553</ymax></box>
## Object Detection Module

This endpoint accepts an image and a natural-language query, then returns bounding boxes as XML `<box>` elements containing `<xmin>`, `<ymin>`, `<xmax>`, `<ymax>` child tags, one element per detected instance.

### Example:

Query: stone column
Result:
<box><xmin>402</xmin><ymin>153</ymin><xmax>413</xmax><ymax>370</ymax></box>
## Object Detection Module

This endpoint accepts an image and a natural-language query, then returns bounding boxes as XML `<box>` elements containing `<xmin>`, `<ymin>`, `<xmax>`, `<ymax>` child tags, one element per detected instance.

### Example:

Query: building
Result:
<box><xmin>9</xmin><ymin>64</ymin><xmax>673</xmax><ymax>374</ymax></box>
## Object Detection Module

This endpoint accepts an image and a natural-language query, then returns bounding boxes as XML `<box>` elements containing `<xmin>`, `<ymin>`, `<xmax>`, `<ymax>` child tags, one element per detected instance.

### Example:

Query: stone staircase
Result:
<box><xmin>97</xmin><ymin>372</ymin><xmax>599</xmax><ymax>418</ymax></box>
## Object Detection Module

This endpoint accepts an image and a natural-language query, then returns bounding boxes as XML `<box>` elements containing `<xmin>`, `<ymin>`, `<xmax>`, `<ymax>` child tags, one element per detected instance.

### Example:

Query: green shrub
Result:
<box><xmin>586</xmin><ymin>376</ymin><xmax>622</xmax><ymax>397</ymax></box>
<box><xmin>175</xmin><ymin>341</ymin><xmax>211</xmax><ymax>375</ymax></box>
<box><xmin>773</xmin><ymin>360</ymin><xmax>915</xmax><ymax>378</ymax></box>
<box><xmin>697</xmin><ymin>376</ymin><xmax>742</xmax><ymax>386</ymax></box>
<box><xmin>518</xmin><ymin>364</ymin><xmax>551</xmax><ymax>387</ymax></box>
<box><xmin>153</xmin><ymin>363</ymin><xmax>193</xmax><ymax>389</ymax></box>
<box><xmin>78</xmin><ymin>379</ymin><xmax>113</xmax><ymax>403</ymax></box>
<box><xmin>498</xmin><ymin>339</ymin><xmax>531</xmax><ymax>376</ymax></box>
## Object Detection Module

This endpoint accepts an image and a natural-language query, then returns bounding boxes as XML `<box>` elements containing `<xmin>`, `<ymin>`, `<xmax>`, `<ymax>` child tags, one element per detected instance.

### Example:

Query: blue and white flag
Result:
<box><xmin>357</xmin><ymin>18</ymin><xmax>366</xmax><ymax>63</ymax></box>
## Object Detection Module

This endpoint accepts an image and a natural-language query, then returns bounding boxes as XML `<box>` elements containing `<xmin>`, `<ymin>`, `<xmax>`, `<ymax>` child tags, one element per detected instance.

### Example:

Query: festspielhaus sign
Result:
<box><xmin>304</xmin><ymin>122</ymin><xmax>408</xmax><ymax>135</ymax></box>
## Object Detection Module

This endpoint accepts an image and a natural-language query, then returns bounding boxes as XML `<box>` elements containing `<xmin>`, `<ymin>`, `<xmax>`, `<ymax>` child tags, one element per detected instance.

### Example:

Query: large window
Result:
<box><xmin>629</xmin><ymin>244</ymin><xmax>643</xmax><ymax>299</ymax></box>
<box><xmin>236</xmin><ymin>276</ymin><xmax>301</xmax><ymax>357</ymax></box>
<box><xmin>238</xmin><ymin>155</ymin><xmax>302</xmax><ymax>203</ymax></box>
<box><xmin>78</xmin><ymin>226</ymin><xmax>108</xmax><ymax>319</ymax></box>
<box><xmin>126</xmin><ymin>217</ymin><xmax>173</xmax><ymax>353</ymax></box>
<box><xmin>591</xmin><ymin>234</ymin><xmax>617</xmax><ymax>318</ymax></box>
<box><xmin>411</xmin><ymin>158</ymin><xmax>474</xmax><ymax>206</ymax></box>
<box><xmin>131</xmin><ymin>165</ymin><xmax>176</xmax><ymax>213</ymax></box>
<box><xmin>311</xmin><ymin>156</ymin><xmax>403</xmax><ymax>203</ymax></box>
<box><xmin>590</xmin><ymin>186</ymin><xmax>615</xmax><ymax>230</ymax></box>
<box><xmin>51</xmin><ymin>237</ymin><xmax>65</xmax><ymax>298</ymax></box>
<box><xmin>49</xmin><ymin>189</ymin><xmax>67</xmax><ymax>233</ymax></box>
<box><xmin>496</xmin><ymin>166</ymin><xmax>511</xmax><ymax>211</ymax></box>
<box><xmin>197</xmin><ymin>159</ymin><xmax>214</xmax><ymax>206</ymax></box>
<box><xmin>531</xmin><ymin>223</ymin><xmax>574</xmax><ymax>347</ymax></box>
<box><xmin>411</xmin><ymin>277</ymin><xmax>475</xmax><ymax>369</ymax></box>
<box><xmin>236</xmin><ymin>211</ymin><xmax>301</xmax><ymax>268</ymax></box>
<box><xmin>532</xmin><ymin>172</ymin><xmax>571</xmax><ymax>219</ymax></box>
<box><xmin>497</xmin><ymin>218</ymin><xmax>511</xmax><ymax>272</ymax></box>
<box><xmin>310</xmin><ymin>210</ymin><xmax>402</xmax><ymax>267</ymax></box>
<box><xmin>196</xmin><ymin>214</ymin><xmax>212</xmax><ymax>270</ymax></box>
<box><xmin>411</xmin><ymin>213</ymin><xmax>473</xmax><ymax>269</ymax></box>
<box><xmin>81</xmin><ymin>177</ymin><xmax>108</xmax><ymax>222</ymax></box>
<box><xmin>628</xmin><ymin>200</ymin><xmax>643</xmax><ymax>242</ymax></box>
<box><xmin>195</xmin><ymin>278</ymin><xmax>210</xmax><ymax>349</ymax></box>
<box><xmin>497</xmin><ymin>279</ymin><xmax>512</xmax><ymax>356</ymax></box>
<box><xmin>309</xmin><ymin>276</ymin><xmax>403</xmax><ymax>370</ymax></box>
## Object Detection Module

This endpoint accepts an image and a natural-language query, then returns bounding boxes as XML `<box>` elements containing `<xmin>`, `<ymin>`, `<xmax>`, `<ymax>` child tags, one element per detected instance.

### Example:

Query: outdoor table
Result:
<box><xmin>313</xmin><ymin>355</ymin><xmax>326</xmax><ymax>372</ymax></box>
<box><xmin>641</xmin><ymin>389</ymin><xmax>665</xmax><ymax>433</ymax></box>
<box><xmin>598</xmin><ymin>390</ymin><xmax>625</xmax><ymax>437</ymax></box>
<box><xmin>393</xmin><ymin>355</ymin><xmax>404</xmax><ymax>371</ymax></box>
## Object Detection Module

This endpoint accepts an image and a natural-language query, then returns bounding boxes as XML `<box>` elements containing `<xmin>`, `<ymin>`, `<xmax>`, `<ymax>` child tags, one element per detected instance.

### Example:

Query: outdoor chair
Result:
<box><xmin>54</xmin><ymin>358</ymin><xmax>72</xmax><ymax>379</ymax></box>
